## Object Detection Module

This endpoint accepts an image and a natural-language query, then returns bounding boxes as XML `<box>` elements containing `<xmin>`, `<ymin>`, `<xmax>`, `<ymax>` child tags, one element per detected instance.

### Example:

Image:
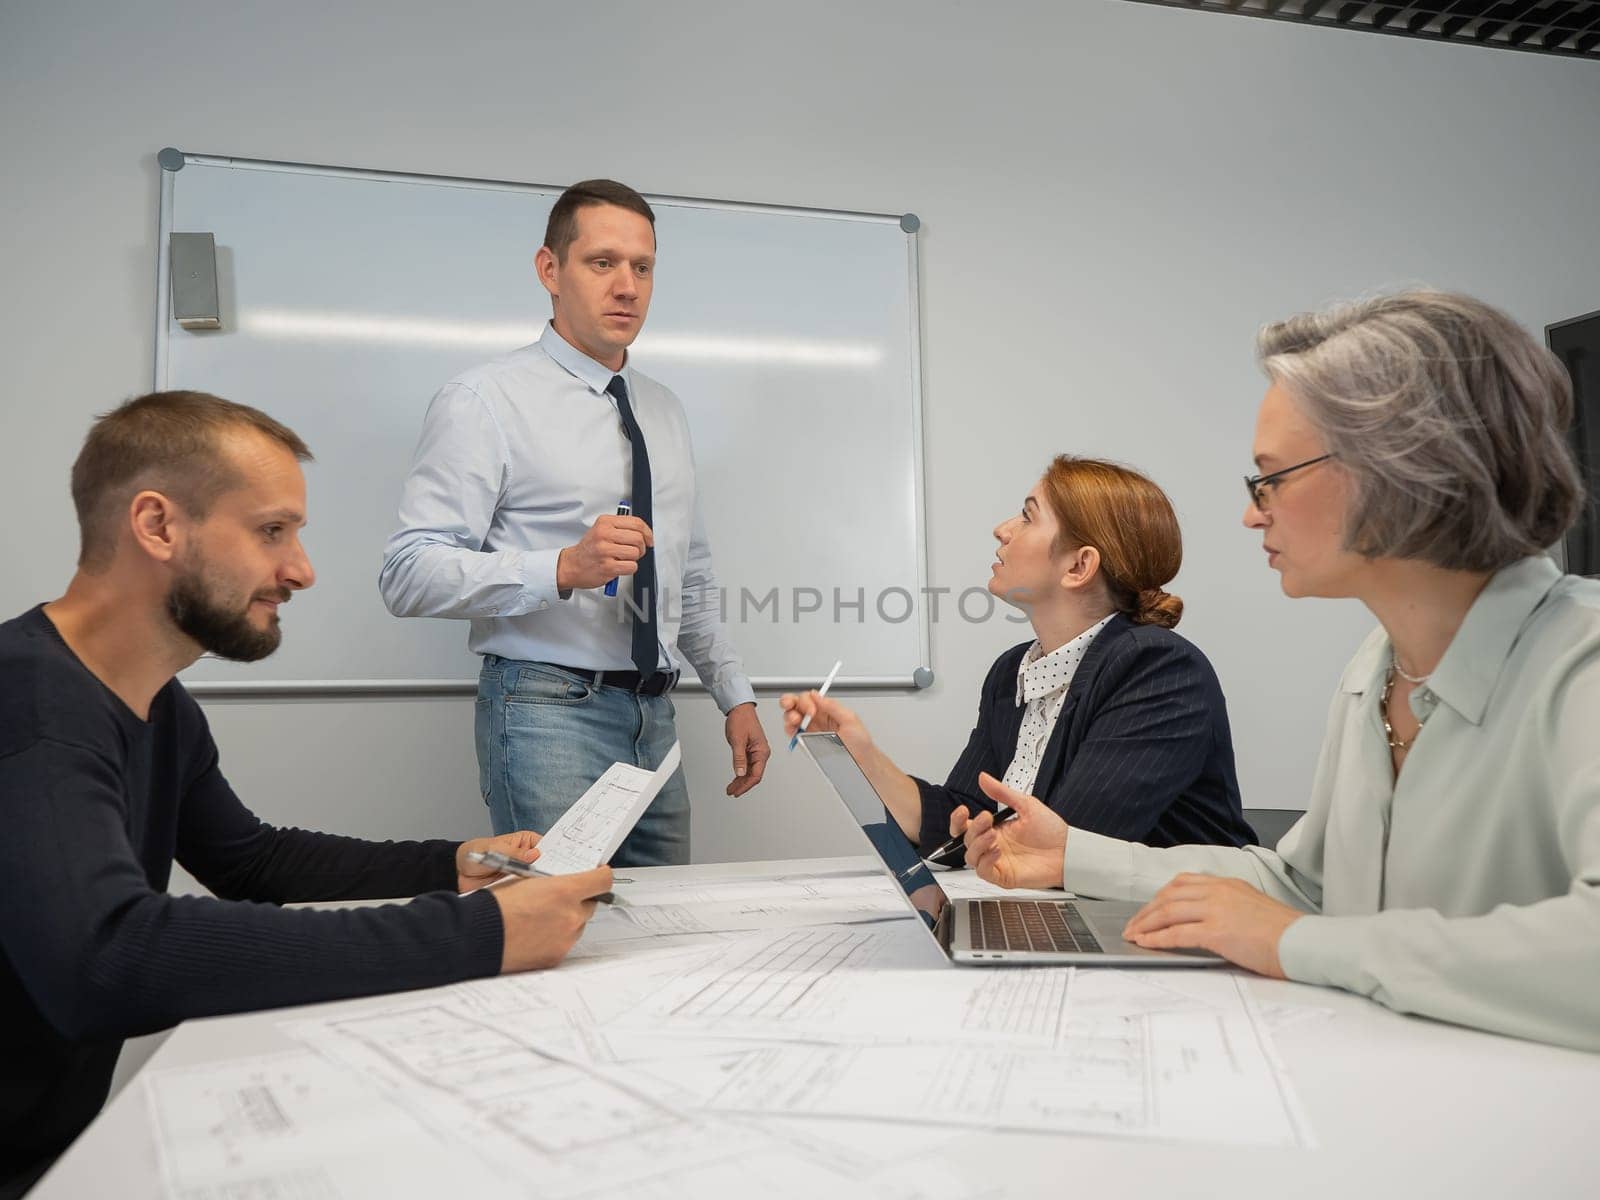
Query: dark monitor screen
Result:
<box><xmin>1549</xmin><ymin>310</ymin><xmax>1600</xmax><ymax>577</ymax></box>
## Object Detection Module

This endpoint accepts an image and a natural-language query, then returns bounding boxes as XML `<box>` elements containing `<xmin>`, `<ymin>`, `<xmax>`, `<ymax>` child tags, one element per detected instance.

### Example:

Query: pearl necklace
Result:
<box><xmin>1390</xmin><ymin>648</ymin><xmax>1431</xmax><ymax>686</ymax></box>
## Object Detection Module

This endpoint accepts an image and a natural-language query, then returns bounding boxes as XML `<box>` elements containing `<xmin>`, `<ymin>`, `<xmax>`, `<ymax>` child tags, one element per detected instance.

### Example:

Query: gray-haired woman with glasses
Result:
<box><xmin>955</xmin><ymin>289</ymin><xmax>1600</xmax><ymax>1052</ymax></box>
<box><xmin>1243</xmin><ymin>453</ymin><xmax>1330</xmax><ymax>516</ymax></box>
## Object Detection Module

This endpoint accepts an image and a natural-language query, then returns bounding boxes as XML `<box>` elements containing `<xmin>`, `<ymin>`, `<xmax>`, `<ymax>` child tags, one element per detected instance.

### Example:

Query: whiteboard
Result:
<box><xmin>155</xmin><ymin>152</ymin><xmax>930</xmax><ymax>695</ymax></box>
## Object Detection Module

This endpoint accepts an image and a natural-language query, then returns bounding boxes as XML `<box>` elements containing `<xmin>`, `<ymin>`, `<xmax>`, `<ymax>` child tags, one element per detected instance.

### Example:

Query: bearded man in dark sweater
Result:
<box><xmin>0</xmin><ymin>391</ymin><xmax>613</xmax><ymax>1197</ymax></box>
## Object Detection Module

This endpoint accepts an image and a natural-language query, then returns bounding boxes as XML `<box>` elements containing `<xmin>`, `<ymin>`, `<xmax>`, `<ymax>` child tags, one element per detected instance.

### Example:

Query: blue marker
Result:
<box><xmin>603</xmin><ymin>502</ymin><xmax>631</xmax><ymax>597</ymax></box>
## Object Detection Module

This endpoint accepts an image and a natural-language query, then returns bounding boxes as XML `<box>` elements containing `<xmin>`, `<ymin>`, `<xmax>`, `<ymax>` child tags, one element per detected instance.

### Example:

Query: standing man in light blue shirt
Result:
<box><xmin>380</xmin><ymin>179</ymin><xmax>769</xmax><ymax>867</ymax></box>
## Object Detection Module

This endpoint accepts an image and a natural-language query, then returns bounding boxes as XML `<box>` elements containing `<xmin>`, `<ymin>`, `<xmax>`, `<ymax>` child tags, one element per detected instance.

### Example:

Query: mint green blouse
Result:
<box><xmin>1062</xmin><ymin>555</ymin><xmax>1600</xmax><ymax>1051</ymax></box>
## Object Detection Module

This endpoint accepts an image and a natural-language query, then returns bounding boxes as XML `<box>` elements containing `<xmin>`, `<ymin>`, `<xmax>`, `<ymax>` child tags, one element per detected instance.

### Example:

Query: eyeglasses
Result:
<box><xmin>1244</xmin><ymin>454</ymin><xmax>1332</xmax><ymax>511</ymax></box>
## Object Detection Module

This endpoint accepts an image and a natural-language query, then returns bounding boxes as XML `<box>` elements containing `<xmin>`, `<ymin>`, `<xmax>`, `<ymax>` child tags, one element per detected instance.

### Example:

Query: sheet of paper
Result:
<box><xmin>555</xmin><ymin>869</ymin><xmax>923</xmax><ymax>958</ymax></box>
<box><xmin>690</xmin><ymin>970</ymin><xmax>1310</xmax><ymax>1147</ymax></box>
<box><xmin>283</xmin><ymin>992</ymin><xmax>919</xmax><ymax>1200</ymax></box>
<box><xmin>1259</xmin><ymin>1000</ymin><xmax>1337</xmax><ymax>1034</ymax></box>
<box><xmin>937</xmin><ymin>869</ymin><xmax>1076</xmax><ymax>902</ymax></box>
<box><xmin>615</xmin><ymin>925</ymin><xmax>1077</xmax><ymax>1048</ymax></box>
<box><xmin>533</xmin><ymin>741</ymin><xmax>682</xmax><ymax>874</ymax></box>
<box><xmin>278</xmin><ymin>882</ymin><xmax>1312</xmax><ymax>1191</ymax></box>
<box><xmin>578</xmin><ymin>883</ymin><xmax>912</xmax><ymax>944</ymax></box>
<box><xmin>145</xmin><ymin>1050</ymin><xmax>486</xmax><ymax>1199</ymax></box>
<box><xmin>611</xmin><ymin>866</ymin><xmax>892</xmax><ymax>906</ymax></box>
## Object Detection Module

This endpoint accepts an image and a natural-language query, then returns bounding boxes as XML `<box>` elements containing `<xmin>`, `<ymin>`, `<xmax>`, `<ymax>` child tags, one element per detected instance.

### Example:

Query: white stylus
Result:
<box><xmin>788</xmin><ymin>659</ymin><xmax>844</xmax><ymax>751</ymax></box>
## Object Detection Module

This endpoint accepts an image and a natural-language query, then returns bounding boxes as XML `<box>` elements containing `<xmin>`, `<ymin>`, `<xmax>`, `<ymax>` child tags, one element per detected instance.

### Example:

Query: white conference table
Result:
<box><xmin>32</xmin><ymin>856</ymin><xmax>1597</xmax><ymax>1199</ymax></box>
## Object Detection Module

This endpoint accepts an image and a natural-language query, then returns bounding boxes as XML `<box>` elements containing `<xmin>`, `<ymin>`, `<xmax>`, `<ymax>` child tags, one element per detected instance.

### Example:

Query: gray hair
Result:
<box><xmin>1257</xmin><ymin>290</ymin><xmax>1583</xmax><ymax>572</ymax></box>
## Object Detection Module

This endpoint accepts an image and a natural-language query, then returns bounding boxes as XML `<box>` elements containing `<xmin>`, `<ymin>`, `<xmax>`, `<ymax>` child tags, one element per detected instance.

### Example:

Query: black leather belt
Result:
<box><xmin>547</xmin><ymin>663</ymin><xmax>679</xmax><ymax>696</ymax></box>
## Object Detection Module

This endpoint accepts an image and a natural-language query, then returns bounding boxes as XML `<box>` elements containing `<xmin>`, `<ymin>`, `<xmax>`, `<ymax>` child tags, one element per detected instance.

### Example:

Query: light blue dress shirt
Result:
<box><xmin>380</xmin><ymin>322</ymin><xmax>755</xmax><ymax>713</ymax></box>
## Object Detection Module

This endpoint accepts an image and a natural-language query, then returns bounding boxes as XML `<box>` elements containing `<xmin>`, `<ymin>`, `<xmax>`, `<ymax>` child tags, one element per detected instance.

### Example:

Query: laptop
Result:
<box><xmin>800</xmin><ymin>731</ymin><xmax>1222</xmax><ymax>967</ymax></box>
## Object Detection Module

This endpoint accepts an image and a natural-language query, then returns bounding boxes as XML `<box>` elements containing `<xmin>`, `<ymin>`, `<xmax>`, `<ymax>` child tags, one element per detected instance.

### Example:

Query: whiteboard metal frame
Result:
<box><xmin>183</xmin><ymin>676</ymin><xmax>929</xmax><ymax>700</ymax></box>
<box><xmin>155</xmin><ymin>150</ymin><xmax>934</xmax><ymax>698</ymax></box>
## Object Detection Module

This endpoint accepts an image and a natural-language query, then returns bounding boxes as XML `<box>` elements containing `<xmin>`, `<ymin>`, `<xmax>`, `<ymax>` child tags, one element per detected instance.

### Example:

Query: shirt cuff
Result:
<box><xmin>518</xmin><ymin>548</ymin><xmax>568</xmax><ymax>611</ymax></box>
<box><xmin>710</xmin><ymin>675</ymin><xmax>757</xmax><ymax>715</ymax></box>
<box><xmin>1061</xmin><ymin>827</ymin><xmax>1139</xmax><ymax>899</ymax></box>
<box><xmin>1276</xmin><ymin>913</ymin><xmax>1369</xmax><ymax>990</ymax></box>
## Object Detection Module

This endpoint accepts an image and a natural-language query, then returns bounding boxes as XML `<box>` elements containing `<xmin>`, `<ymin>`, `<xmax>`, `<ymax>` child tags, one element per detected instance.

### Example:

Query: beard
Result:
<box><xmin>166</xmin><ymin>560</ymin><xmax>287</xmax><ymax>663</ymax></box>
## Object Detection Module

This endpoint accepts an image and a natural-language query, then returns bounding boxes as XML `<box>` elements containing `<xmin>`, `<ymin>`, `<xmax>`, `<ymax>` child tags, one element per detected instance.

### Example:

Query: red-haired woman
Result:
<box><xmin>781</xmin><ymin>456</ymin><xmax>1255</xmax><ymax>853</ymax></box>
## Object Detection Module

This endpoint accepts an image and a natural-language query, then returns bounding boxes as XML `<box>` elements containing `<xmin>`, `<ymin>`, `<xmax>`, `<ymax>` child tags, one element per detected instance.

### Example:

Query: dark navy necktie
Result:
<box><xmin>607</xmin><ymin>374</ymin><xmax>659</xmax><ymax>677</ymax></box>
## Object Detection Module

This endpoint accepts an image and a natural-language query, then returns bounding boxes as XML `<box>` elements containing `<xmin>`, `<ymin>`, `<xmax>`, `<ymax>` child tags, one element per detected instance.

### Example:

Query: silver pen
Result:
<box><xmin>465</xmin><ymin>849</ymin><xmax>623</xmax><ymax>906</ymax></box>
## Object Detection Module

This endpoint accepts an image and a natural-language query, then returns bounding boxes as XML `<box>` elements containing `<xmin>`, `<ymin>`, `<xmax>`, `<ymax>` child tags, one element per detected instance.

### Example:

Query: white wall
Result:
<box><xmin>4</xmin><ymin>0</ymin><xmax>1599</xmax><ymax>862</ymax></box>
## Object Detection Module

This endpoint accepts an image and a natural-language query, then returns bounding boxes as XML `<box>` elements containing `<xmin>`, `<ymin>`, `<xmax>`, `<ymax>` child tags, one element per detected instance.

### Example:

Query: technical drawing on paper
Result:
<box><xmin>532</xmin><ymin>741</ymin><xmax>681</xmax><ymax>875</ymax></box>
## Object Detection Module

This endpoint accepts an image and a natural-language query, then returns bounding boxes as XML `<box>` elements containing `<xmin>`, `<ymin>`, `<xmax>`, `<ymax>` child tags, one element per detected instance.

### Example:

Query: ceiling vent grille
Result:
<box><xmin>1124</xmin><ymin>1</ymin><xmax>1600</xmax><ymax>60</ymax></box>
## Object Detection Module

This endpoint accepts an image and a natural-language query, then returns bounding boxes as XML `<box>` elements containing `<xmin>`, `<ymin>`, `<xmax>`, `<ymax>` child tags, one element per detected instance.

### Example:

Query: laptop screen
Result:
<box><xmin>800</xmin><ymin>731</ymin><xmax>950</xmax><ymax>934</ymax></box>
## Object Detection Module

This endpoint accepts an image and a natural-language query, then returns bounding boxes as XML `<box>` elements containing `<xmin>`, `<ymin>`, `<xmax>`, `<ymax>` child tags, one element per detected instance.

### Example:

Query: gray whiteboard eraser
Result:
<box><xmin>900</xmin><ymin>213</ymin><xmax>921</xmax><ymax>233</ymax></box>
<box><xmin>169</xmin><ymin>232</ymin><xmax>221</xmax><ymax>330</ymax></box>
<box><xmin>158</xmin><ymin>147</ymin><xmax>186</xmax><ymax>172</ymax></box>
<box><xmin>912</xmin><ymin>667</ymin><xmax>934</xmax><ymax>689</ymax></box>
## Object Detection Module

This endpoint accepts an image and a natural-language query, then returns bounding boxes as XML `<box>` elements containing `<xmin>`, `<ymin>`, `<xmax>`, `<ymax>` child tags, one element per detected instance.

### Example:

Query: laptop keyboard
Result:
<box><xmin>970</xmin><ymin>900</ymin><xmax>1103</xmax><ymax>954</ymax></box>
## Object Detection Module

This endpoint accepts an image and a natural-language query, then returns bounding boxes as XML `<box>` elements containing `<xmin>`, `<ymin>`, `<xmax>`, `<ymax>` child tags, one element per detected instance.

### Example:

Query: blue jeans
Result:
<box><xmin>474</xmin><ymin>656</ymin><xmax>690</xmax><ymax>867</ymax></box>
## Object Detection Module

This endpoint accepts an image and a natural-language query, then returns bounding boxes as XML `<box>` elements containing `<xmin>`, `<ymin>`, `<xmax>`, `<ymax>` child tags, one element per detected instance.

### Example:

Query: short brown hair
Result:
<box><xmin>1040</xmin><ymin>456</ymin><xmax>1185</xmax><ymax>628</ymax></box>
<box><xmin>1258</xmin><ymin>290</ymin><xmax>1582</xmax><ymax>572</ymax></box>
<box><xmin>543</xmin><ymin>179</ymin><xmax>656</xmax><ymax>263</ymax></box>
<box><xmin>71</xmin><ymin>390</ymin><xmax>312</xmax><ymax>571</ymax></box>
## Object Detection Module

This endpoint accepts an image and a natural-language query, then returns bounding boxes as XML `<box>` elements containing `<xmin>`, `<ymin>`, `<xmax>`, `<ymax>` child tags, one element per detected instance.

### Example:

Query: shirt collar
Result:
<box><xmin>1014</xmin><ymin>614</ymin><xmax>1114</xmax><ymax>706</ymax></box>
<box><xmin>539</xmin><ymin>320</ymin><xmax>630</xmax><ymax>397</ymax></box>
<box><xmin>1337</xmin><ymin>555</ymin><xmax>1564</xmax><ymax>726</ymax></box>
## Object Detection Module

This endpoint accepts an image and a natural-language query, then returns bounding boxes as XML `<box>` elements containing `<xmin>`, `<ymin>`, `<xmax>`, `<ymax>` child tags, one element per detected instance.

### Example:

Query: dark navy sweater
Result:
<box><xmin>0</xmin><ymin>606</ymin><xmax>503</xmax><ymax>1196</ymax></box>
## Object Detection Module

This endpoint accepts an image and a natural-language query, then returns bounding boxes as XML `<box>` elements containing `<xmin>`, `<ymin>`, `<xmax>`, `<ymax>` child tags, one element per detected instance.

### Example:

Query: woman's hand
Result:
<box><xmin>778</xmin><ymin>690</ymin><xmax>874</xmax><ymax>758</ymax></box>
<box><xmin>951</xmin><ymin>772</ymin><xmax>1069</xmax><ymax>890</ymax></box>
<box><xmin>782</xmin><ymin>691</ymin><xmax>928</xmax><ymax>842</ymax></box>
<box><xmin>1121</xmin><ymin>873</ymin><xmax>1302</xmax><ymax>978</ymax></box>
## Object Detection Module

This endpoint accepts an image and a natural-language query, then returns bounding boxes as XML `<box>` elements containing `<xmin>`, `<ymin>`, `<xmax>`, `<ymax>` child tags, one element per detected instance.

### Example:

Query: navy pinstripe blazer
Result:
<box><xmin>913</xmin><ymin>614</ymin><xmax>1255</xmax><ymax>851</ymax></box>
